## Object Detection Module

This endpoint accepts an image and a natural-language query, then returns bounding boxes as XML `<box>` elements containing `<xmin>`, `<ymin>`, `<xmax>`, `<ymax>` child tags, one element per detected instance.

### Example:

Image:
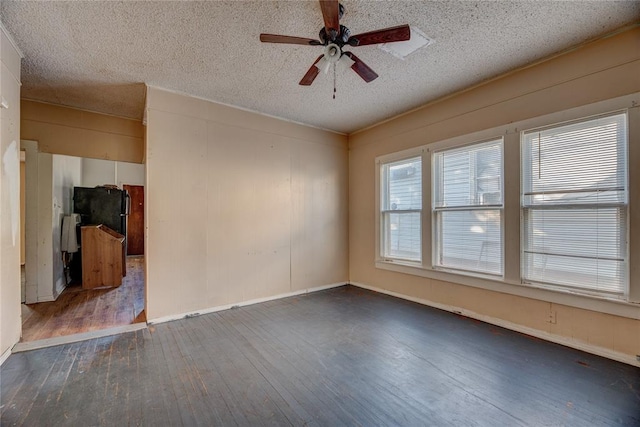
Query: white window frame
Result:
<box><xmin>432</xmin><ymin>138</ymin><xmax>505</xmax><ymax>277</ymax></box>
<box><xmin>374</xmin><ymin>93</ymin><xmax>640</xmax><ymax>320</ymax></box>
<box><xmin>376</xmin><ymin>147</ymin><xmax>425</xmax><ymax>266</ymax></box>
<box><xmin>520</xmin><ymin>111</ymin><xmax>629</xmax><ymax>297</ymax></box>
<box><xmin>377</xmin><ymin>149</ymin><xmax>424</xmax><ymax>264</ymax></box>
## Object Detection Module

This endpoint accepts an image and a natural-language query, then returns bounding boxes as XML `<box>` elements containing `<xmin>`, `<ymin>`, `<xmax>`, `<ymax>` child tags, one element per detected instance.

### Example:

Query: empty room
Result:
<box><xmin>1</xmin><ymin>1</ymin><xmax>639</xmax><ymax>425</ymax></box>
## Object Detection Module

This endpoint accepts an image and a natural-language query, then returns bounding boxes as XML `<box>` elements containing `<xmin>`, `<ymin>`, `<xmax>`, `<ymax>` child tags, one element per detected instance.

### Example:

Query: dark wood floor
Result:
<box><xmin>2</xmin><ymin>286</ymin><xmax>639</xmax><ymax>426</ymax></box>
<box><xmin>20</xmin><ymin>257</ymin><xmax>145</xmax><ymax>342</ymax></box>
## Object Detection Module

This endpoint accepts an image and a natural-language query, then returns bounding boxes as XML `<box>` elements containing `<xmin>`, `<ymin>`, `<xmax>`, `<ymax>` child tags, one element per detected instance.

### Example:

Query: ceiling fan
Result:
<box><xmin>260</xmin><ymin>0</ymin><xmax>410</xmax><ymax>86</ymax></box>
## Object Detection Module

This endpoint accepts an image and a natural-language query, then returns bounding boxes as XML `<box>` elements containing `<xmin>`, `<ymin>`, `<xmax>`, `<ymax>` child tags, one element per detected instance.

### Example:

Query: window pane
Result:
<box><xmin>383</xmin><ymin>158</ymin><xmax>422</xmax><ymax>211</ymax></box>
<box><xmin>383</xmin><ymin>212</ymin><xmax>421</xmax><ymax>261</ymax></box>
<box><xmin>524</xmin><ymin>208</ymin><xmax>625</xmax><ymax>260</ymax></box>
<box><xmin>523</xmin><ymin>254</ymin><xmax>625</xmax><ymax>294</ymax></box>
<box><xmin>380</xmin><ymin>156</ymin><xmax>422</xmax><ymax>262</ymax></box>
<box><xmin>434</xmin><ymin>140</ymin><xmax>502</xmax><ymax>208</ymax></box>
<box><xmin>436</xmin><ymin>210</ymin><xmax>502</xmax><ymax>275</ymax></box>
<box><xmin>523</xmin><ymin>113</ymin><xmax>627</xmax><ymax>206</ymax></box>
<box><xmin>521</xmin><ymin>113</ymin><xmax>628</xmax><ymax>295</ymax></box>
<box><xmin>433</xmin><ymin>139</ymin><xmax>503</xmax><ymax>275</ymax></box>
<box><xmin>523</xmin><ymin>208</ymin><xmax>626</xmax><ymax>293</ymax></box>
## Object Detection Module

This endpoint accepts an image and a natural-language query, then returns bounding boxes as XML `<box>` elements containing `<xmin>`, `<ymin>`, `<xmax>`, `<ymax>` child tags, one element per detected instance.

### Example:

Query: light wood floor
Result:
<box><xmin>3</xmin><ymin>286</ymin><xmax>639</xmax><ymax>426</ymax></box>
<box><xmin>20</xmin><ymin>256</ymin><xmax>145</xmax><ymax>342</ymax></box>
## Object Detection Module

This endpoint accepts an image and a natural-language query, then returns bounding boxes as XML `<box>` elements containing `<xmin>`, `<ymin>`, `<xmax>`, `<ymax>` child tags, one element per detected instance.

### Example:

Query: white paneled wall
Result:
<box><xmin>145</xmin><ymin>87</ymin><xmax>348</xmax><ymax>321</ymax></box>
<box><xmin>51</xmin><ymin>155</ymin><xmax>81</xmax><ymax>298</ymax></box>
<box><xmin>81</xmin><ymin>157</ymin><xmax>144</xmax><ymax>188</ymax></box>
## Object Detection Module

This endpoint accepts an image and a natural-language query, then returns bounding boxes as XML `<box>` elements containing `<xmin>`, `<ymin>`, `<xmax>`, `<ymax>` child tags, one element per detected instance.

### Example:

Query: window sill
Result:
<box><xmin>375</xmin><ymin>260</ymin><xmax>640</xmax><ymax>320</ymax></box>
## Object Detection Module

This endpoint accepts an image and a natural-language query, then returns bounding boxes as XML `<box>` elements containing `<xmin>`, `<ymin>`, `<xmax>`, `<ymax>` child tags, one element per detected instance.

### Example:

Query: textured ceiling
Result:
<box><xmin>1</xmin><ymin>1</ymin><xmax>639</xmax><ymax>134</ymax></box>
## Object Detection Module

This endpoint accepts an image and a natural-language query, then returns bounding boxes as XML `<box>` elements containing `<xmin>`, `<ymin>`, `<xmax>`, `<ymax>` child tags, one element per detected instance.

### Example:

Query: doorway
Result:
<box><xmin>20</xmin><ymin>151</ymin><xmax>146</xmax><ymax>342</ymax></box>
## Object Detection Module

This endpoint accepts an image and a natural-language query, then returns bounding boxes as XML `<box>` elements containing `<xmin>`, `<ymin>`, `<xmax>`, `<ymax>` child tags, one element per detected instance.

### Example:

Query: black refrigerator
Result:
<box><xmin>73</xmin><ymin>186</ymin><xmax>129</xmax><ymax>236</ymax></box>
<box><xmin>70</xmin><ymin>186</ymin><xmax>129</xmax><ymax>281</ymax></box>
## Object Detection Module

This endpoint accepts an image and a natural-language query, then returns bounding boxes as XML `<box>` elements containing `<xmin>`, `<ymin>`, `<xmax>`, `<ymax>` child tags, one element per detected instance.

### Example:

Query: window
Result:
<box><xmin>380</xmin><ymin>156</ymin><xmax>422</xmax><ymax>262</ymax></box>
<box><xmin>375</xmin><ymin>97</ymin><xmax>636</xmax><ymax>312</ymax></box>
<box><xmin>521</xmin><ymin>112</ymin><xmax>628</xmax><ymax>295</ymax></box>
<box><xmin>433</xmin><ymin>139</ymin><xmax>504</xmax><ymax>275</ymax></box>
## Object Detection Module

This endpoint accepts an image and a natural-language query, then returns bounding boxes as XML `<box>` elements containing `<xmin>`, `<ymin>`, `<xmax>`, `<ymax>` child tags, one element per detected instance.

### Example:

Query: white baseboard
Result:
<box><xmin>148</xmin><ymin>282</ymin><xmax>347</xmax><ymax>325</ymax></box>
<box><xmin>350</xmin><ymin>281</ymin><xmax>640</xmax><ymax>368</ymax></box>
<box><xmin>0</xmin><ymin>347</ymin><xmax>11</xmax><ymax>366</ymax></box>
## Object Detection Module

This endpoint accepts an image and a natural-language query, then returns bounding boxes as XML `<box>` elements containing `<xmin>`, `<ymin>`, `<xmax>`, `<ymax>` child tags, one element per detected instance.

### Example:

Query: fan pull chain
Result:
<box><xmin>333</xmin><ymin>63</ymin><xmax>336</xmax><ymax>99</ymax></box>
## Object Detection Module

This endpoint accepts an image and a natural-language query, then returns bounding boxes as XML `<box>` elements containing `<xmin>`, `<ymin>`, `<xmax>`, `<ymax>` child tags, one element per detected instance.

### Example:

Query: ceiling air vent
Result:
<box><xmin>379</xmin><ymin>27</ymin><xmax>434</xmax><ymax>60</ymax></box>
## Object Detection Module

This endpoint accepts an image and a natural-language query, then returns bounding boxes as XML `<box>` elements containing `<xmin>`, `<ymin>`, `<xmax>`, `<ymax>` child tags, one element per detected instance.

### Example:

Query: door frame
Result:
<box><xmin>21</xmin><ymin>140</ymin><xmax>38</xmax><ymax>304</ymax></box>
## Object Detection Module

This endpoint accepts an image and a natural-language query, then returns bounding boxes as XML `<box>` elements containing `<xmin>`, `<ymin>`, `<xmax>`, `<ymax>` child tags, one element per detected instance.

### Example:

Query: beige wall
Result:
<box><xmin>0</xmin><ymin>26</ymin><xmax>22</xmax><ymax>359</ymax></box>
<box><xmin>145</xmin><ymin>87</ymin><xmax>349</xmax><ymax>321</ymax></box>
<box><xmin>349</xmin><ymin>27</ymin><xmax>640</xmax><ymax>364</ymax></box>
<box><xmin>21</xmin><ymin>100</ymin><xmax>144</xmax><ymax>163</ymax></box>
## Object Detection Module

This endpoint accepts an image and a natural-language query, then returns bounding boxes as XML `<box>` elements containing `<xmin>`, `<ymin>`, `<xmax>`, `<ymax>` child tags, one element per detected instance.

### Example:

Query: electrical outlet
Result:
<box><xmin>547</xmin><ymin>310</ymin><xmax>557</xmax><ymax>324</ymax></box>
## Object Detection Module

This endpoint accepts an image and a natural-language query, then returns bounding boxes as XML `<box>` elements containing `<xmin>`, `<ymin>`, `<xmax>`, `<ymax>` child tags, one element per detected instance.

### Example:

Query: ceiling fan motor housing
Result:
<box><xmin>319</xmin><ymin>25</ymin><xmax>351</xmax><ymax>46</ymax></box>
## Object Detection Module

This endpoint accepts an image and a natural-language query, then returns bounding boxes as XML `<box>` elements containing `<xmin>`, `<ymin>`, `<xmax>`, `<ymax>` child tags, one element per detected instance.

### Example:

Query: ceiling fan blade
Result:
<box><xmin>260</xmin><ymin>34</ymin><xmax>323</xmax><ymax>46</ymax></box>
<box><xmin>319</xmin><ymin>0</ymin><xmax>340</xmax><ymax>38</ymax></box>
<box><xmin>299</xmin><ymin>55</ymin><xmax>324</xmax><ymax>86</ymax></box>
<box><xmin>348</xmin><ymin>24</ymin><xmax>411</xmax><ymax>47</ymax></box>
<box><xmin>343</xmin><ymin>52</ymin><xmax>378</xmax><ymax>83</ymax></box>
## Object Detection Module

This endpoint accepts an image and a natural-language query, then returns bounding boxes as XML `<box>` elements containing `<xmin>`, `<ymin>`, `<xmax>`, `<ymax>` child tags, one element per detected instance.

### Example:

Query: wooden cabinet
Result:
<box><xmin>81</xmin><ymin>225</ymin><xmax>126</xmax><ymax>289</ymax></box>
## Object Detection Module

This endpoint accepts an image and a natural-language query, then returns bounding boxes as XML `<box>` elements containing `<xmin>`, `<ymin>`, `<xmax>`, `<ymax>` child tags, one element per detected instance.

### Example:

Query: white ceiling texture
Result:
<box><xmin>1</xmin><ymin>1</ymin><xmax>638</xmax><ymax>134</ymax></box>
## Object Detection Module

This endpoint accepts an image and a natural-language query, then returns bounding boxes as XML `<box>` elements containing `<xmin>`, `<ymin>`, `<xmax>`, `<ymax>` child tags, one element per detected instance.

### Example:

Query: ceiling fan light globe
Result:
<box><xmin>315</xmin><ymin>57</ymin><xmax>332</xmax><ymax>74</ymax></box>
<box><xmin>324</xmin><ymin>43</ymin><xmax>342</xmax><ymax>64</ymax></box>
<box><xmin>337</xmin><ymin>54</ymin><xmax>355</xmax><ymax>71</ymax></box>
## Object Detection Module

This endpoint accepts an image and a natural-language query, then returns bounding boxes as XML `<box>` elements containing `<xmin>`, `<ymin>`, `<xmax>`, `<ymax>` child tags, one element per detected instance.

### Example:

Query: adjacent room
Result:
<box><xmin>1</xmin><ymin>1</ymin><xmax>639</xmax><ymax>425</ymax></box>
<box><xmin>18</xmin><ymin>152</ymin><xmax>146</xmax><ymax>342</ymax></box>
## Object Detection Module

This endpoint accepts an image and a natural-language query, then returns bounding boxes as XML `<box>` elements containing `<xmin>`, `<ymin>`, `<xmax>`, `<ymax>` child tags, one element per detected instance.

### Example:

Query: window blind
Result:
<box><xmin>521</xmin><ymin>112</ymin><xmax>628</xmax><ymax>294</ymax></box>
<box><xmin>433</xmin><ymin>139</ymin><xmax>503</xmax><ymax>275</ymax></box>
<box><xmin>381</xmin><ymin>157</ymin><xmax>422</xmax><ymax>262</ymax></box>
